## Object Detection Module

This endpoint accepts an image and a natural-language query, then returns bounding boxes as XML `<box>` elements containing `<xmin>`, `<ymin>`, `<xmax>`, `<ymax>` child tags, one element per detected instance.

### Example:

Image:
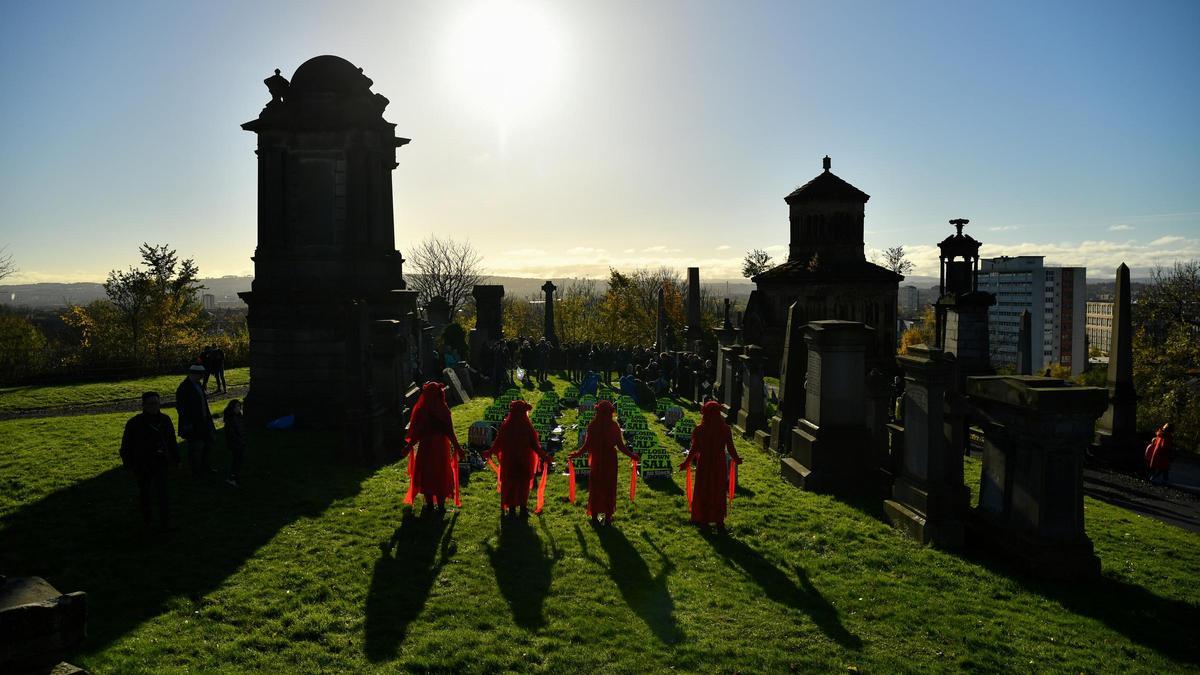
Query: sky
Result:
<box><xmin>1</xmin><ymin>0</ymin><xmax>1198</xmax><ymax>284</ymax></box>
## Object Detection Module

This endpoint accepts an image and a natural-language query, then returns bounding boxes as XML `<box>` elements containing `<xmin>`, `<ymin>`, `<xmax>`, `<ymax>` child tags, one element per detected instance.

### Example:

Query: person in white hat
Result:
<box><xmin>176</xmin><ymin>364</ymin><xmax>217</xmax><ymax>475</ymax></box>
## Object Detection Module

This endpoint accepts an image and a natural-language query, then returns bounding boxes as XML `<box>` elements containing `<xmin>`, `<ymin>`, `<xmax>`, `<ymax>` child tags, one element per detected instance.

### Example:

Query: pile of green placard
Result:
<box><xmin>562</xmin><ymin>384</ymin><xmax>580</xmax><ymax>406</ymax></box>
<box><xmin>631</xmin><ymin>429</ymin><xmax>672</xmax><ymax>478</ymax></box>
<box><xmin>671</xmin><ymin>416</ymin><xmax>696</xmax><ymax>445</ymax></box>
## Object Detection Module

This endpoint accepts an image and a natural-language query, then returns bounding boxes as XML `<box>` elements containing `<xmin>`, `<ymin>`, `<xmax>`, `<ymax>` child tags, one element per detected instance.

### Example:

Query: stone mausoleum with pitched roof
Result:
<box><xmin>744</xmin><ymin>157</ymin><xmax>903</xmax><ymax>374</ymax></box>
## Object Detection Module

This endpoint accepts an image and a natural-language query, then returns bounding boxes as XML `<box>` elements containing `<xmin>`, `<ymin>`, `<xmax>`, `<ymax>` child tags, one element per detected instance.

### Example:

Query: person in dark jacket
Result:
<box><xmin>211</xmin><ymin>347</ymin><xmax>227</xmax><ymax>394</ymax></box>
<box><xmin>120</xmin><ymin>392</ymin><xmax>180</xmax><ymax>529</ymax></box>
<box><xmin>224</xmin><ymin>399</ymin><xmax>246</xmax><ymax>487</ymax></box>
<box><xmin>176</xmin><ymin>364</ymin><xmax>217</xmax><ymax>474</ymax></box>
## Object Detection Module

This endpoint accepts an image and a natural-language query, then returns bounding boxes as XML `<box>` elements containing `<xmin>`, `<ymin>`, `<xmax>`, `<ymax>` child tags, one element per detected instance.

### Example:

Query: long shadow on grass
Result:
<box><xmin>700</xmin><ymin>530</ymin><xmax>862</xmax><ymax>650</ymax></box>
<box><xmin>483</xmin><ymin>515</ymin><xmax>562</xmax><ymax>629</ymax></box>
<box><xmin>575</xmin><ymin>524</ymin><xmax>683</xmax><ymax>644</ymax></box>
<box><xmin>961</xmin><ymin>547</ymin><xmax>1200</xmax><ymax>664</ymax></box>
<box><xmin>364</xmin><ymin>508</ymin><xmax>459</xmax><ymax>661</ymax></box>
<box><xmin>0</xmin><ymin>429</ymin><xmax>373</xmax><ymax>657</ymax></box>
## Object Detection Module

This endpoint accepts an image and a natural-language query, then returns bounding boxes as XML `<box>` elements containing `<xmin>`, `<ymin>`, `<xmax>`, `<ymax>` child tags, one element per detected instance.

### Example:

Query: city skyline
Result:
<box><xmin>2</xmin><ymin>0</ymin><xmax>1198</xmax><ymax>283</ymax></box>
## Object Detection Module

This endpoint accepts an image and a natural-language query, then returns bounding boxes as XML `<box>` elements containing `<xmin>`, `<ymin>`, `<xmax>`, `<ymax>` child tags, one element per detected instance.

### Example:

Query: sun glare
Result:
<box><xmin>445</xmin><ymin>0</ymin><xmax>566</xmax><ymax>124</ymax></box>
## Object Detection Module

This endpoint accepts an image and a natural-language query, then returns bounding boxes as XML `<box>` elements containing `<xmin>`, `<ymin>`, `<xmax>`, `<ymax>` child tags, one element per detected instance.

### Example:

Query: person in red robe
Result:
<box><xmin>567</xmin><ymin>400</ymin><xmax>639</xmax><ymax>525</ymax></box>
<box><xmin>401</xmin><ymin>382</ymin><xmax>465</xmax><ymax>512</ymax></box>
<box><xmin>481</xmin><ymin>399</ymin><xmax>550</xmax><ymax>517</ymax></box>
<box><xmin>1145</xmin><ymin>422</ymin><xmax>1173</xmax><ymax>485</ymax></box>
<box><xmin>679</xmin><ymin>400</ymin><xmax>743</xmax><ymax>529</ymax></box>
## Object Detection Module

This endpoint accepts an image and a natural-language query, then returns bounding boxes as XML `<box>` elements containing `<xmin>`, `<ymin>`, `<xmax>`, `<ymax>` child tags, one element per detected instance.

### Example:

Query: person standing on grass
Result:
<box><xmin>567</xmin><ymin>400</ymin><xmax>640</xmax><ymax>526</ymax></box>
<box><xmin>678</xmin><ymin>400</ymin><xmax>743</xmax><ymax>530</ymax></box>
<box><xmin>176</xmin><ymin>364</ymin><xmax>217</xmax><ymax>475</ymax></box>
<box><xmin>481</xmin><ymin>399</ymin><xmax>550</xmax><ymax>517</ymax></box>
<box><xmin>119</xmin><ymin>392</ymin><xmax>180</xmax><ymax>531</ymax></box>
<box><xmin>402</xmin><ymin>382</ymin><xmax>466</xmax><ymax>513</ymax></box>
<box><xmin>224</xmin><ymin>399</ymin><xmax>246</xmax><ymax>487</ymax></box>
<box><xmin>211</xmin><ymin>346</ymin><xmax>227</xmax><ymax>394</ymax></box>
<box><xmin>1145</xmin><ymin>422</ymin><xmax>1174</xmax><ymax>485</ymax></box>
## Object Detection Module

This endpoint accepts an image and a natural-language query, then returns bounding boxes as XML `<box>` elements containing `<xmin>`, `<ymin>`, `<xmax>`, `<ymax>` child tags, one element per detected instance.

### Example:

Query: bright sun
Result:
<box><xmin>445</xmin><ymin>0</ymin><xmax>566</xmax><ymax>124</ymax></box>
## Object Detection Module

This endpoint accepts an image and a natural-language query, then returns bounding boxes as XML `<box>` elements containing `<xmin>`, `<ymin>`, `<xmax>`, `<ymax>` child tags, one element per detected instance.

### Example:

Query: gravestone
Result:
<box><xmin>714</xmin><ymin>304</ymin><xmax>738</xmax><ymax>397</ymax></box>
<box><xmin>685</xmin><ymin>267</ymin><xmax>702</xmax><ymax>349</ymax></box>
<box><xmin>735</xmin><ymin>345</ymin><xmax>767</xmax><ymax>438</ymax></box>
<box><xmin>0</xmin><ymin>576</ymin><xmax>87</xmax><ymax>674</ymax></box>
<box><xmin>967</xmin><ymin>376</ymin><xmax>1106</xmax><ymax>579</ymax></box>
<box><xmin>442</xmin><ymin>368</ymin><xmax>470</xmax><ymax>405</ymax></box>
<box><xmin>469</xmin><ymin>285</ymin><xmax>504</xmax><ymax>365</ymax></box>
<box><xmin>781</xmin><ymin>320</ymin><xmax>875</xmax><ymax>494</ymax></box>
<box><xmin>720</xmin><ymin>344</ymin><xmax>745</xmax><ymax>423</ymax></box>
<box><xmin>1016</xmin><ymin>310</ymin><xmax>1032</xmax><ymax>375</ymax></box>
<box><xmin>239</xmin><ymin>56</ymin><xmax>419</xmax><ymax>433</ymax></box>
<box><xmin>542</xmin><ymin>280</ymin><xmax>558</xmax><ymax>346</ymax></box>
<box><xmin>864</xmin><ymin>367</ymin><xmax>893</xmax><ymax>476</ymax></box>
<box><xmin>425</xmin><ymin>295</ymin><xmax>451</xmax><ymax>328</ymax></box>
<box><xmin>768</xmin><ymin>302</ymin><xmax>806</xmax><ymax>454</ymax></box>
<box><xmin>1093</xmin><ymin>262</ymin><xmax>1139</xmax><ymax>467</ymax></box>
<box><xmin>884</xmin><ymin>345</ymin><xmax>966</xmax><ymax>548</ymax></box>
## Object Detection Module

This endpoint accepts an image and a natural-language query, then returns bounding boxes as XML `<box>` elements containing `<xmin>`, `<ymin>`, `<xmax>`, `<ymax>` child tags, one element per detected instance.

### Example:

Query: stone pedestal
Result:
<box><xmin>736</xmin><ymin>345</ymin><xmax>767</xmax><ymax>436</ymax></box>
<box><xmin>469</xmin><ymin>284</ymin><xmax>504</xmax><ymax>365</ymax></box>
<box><xmin>768</xmin><ymin>302</ymin><xmax>806</xmax><ymax>454</ymax></box>
<box><xmin>714</xmin><ymin>325</ymin><xmax>738</xmax><ymax>395</ymax></box>
<box><xmin>781</xmin><ymin>321</ymin><xmax>875</xmax><ymax>494</ymax></box>
<box><xmin>1093</xmin><ymin>263</ymin><xmax>1139</xmax><ymax>467</ymax></box>
<box><xmin>720</xmin><ymin>344</ymin><xmax>744</xmax><ymax>423</ymax></box>
<box><xmin>884</xmin><ymin>345</ymin><xmax>966</xmax><ymax>548</ymax></box>
<box><xmin>0</xmin><ymin>576</ymin><xmax>87</xmax><ymax>674</ymax></box>
<box><xmin>967</xmin><ymin>376</ymin><xmax>1106</xmax><ymax>579</ymax></box>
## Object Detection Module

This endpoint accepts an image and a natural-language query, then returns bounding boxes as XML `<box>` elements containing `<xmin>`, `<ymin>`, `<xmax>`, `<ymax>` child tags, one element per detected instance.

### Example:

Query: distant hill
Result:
<box><xmin>0</xmin><ymin>274</ymin><xmax>761</xmax><ymax>309</ymax></box>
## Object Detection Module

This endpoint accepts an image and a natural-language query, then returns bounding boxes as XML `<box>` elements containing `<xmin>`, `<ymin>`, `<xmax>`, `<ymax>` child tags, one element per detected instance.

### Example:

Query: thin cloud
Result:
<box><xmin>1150</xmin><ymin>235</ymin><xmax>1185</xmax><ymax>246</ymax></box>
<box><xmin>988</xmin><ymin>225</ymin><xmax>1020</xmax><ymax>232</ymax></box>
<box><xmin>566</xmin><ymin>246</ymin><xmax>607</xmax><ymax>256</ymax></box>
<box><xmin>1109</xmin><ymin>224</ymin><xmax>1134</xmax><ymax>231</ymax></box>
<box><xmin>642</xmin><ymin>245</ymin><xmax>668</xmax><ymax>253</ymax></box>
<box><xmin>715</xmin><ymin>245</ymin><xmax>731</xmax><ymax>251</ymax></box>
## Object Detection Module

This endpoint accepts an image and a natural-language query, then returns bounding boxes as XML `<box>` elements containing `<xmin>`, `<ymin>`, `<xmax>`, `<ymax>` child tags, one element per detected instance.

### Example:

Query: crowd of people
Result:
<box><xmin>118</xmin><ymin>363</ymin><xmax>245</xmax><ymax>531</ymax></box>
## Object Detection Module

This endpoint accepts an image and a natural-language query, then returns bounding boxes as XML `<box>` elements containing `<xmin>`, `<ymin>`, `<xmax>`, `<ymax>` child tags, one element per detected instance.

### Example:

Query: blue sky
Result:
<box><xmin>1</xmin><ymin>0</ymin><xmax>1197</xmax><ymax>282</ymax></box>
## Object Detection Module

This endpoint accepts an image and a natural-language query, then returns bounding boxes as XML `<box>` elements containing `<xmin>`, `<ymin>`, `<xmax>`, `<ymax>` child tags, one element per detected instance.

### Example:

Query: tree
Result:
<box><xmin>880</xmin><ymin>245</ymin><xmax>914</xmax><ymax>276</ymax></box>
<box><xmin>742</xmin><ymin>249</ymin><xmax>774</xmax><ymax>278</ymax></box>
<box><xmin>103</xmin><ymin>265</ymin><xmax>152</xmax><ymax>363</ymax></box>
<box><xmin>0</xmin><ymin>307</ymin><xmax>46</xmax><ymax>382</ymax></box>
<box><xmin>0</xmin><ymin>245</ymin><xmax>14</xmax><ymax>283</ymax></box>
<box><xmin>407</xmin><ymin>236</ymin><xmax>485</xmax><ymax>318</ymax></box>
<box><xmin>898</xmin><ymin>305</ymin><xmax>936</xmax><ymax>354</ymax></box>
<box><xmin>1133</xmin><ymin>260</ymin><xmax>1200</xmax><ymax>451</ymax></box>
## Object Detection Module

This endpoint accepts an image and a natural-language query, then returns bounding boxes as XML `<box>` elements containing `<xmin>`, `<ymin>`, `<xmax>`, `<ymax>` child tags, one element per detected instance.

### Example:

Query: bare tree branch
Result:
<box><xmin>406</xmin><ymin>236</ymin><xmax>485</xmax><ymax>318</ymax></box>
<box><xmin>0</xmin><ymin>245</ymin><xmax>16</xmax><ymax>283</ymax></box>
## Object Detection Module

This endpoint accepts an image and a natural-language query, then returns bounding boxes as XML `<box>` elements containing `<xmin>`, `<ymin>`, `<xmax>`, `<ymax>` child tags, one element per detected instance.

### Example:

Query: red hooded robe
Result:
<box><xmin>569</xmin><ymin>400</ymin><xmax>637</xmax><ymax>518</ymax></box>
<box><xmin>679</xmin><ymin>400</ymin><xmax>742</xmax><ymax>525</ymax></box>
<box><xmin>1145</xmin><ymin>424</ymin><xmax>1173</xmax><ymax>472</ymax></box>
<box><xmin>404</xmin><ymin>382</ymin><xmax>463</xmax><ymax>506</ymax></box>
<box><xmin>482</xmin><ymin>400</ymin><xmax>550</xmax><ymax>512</ymax></box>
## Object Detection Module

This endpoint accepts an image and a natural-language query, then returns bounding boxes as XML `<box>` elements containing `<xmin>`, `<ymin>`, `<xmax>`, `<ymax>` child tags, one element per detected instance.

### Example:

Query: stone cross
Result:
<box><xmin>541</xmin><ymin>280</ymin><xmax>558</xmax><ymax>345</ymax></box>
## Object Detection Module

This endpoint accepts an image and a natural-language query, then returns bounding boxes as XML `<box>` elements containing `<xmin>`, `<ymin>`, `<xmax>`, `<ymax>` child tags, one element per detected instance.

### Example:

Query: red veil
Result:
<box><xmin>405</xmin><ymin>382</ymin><xmax>462</xmax><ymax>507</ymax></box>
<box><xmin>569</xmin><ymin>400</ymin><xmax>638</xmax><ymax>517</ymax></box>
<box><xmin>679</xmin><ymin>400</ymin><xmax>741</xmax><ymax>524</ymax></box>
<box><xmin>482</xmin><ymin>399</ymin><xmax>550</xmax><ymax>513</ymax></box>
<box><xmin>1145</xmin><ymin>423</ymin><xmax>1173</xmax><ymax>472</ymax></box>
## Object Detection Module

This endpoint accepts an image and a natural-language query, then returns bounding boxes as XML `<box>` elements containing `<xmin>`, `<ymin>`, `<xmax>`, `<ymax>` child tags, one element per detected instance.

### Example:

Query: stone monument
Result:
<box><xmin>655</xmin><ymin>286</ymin><xmax>667</xmax><ymax>351</ymax></box>
<box><xmin>767</xmin><ymin>302</ymin><xmax>806</xmax><ymax>454</ymax></box>
<box><xmin>735</xmin><ymin>344</ymin><xmax>767</xmax><ymax>438</ymax></box>
<box><xmin>542</xmin><ymin>280</ymin><xmax>558</xmax><ymax>346</ymax></box>
<box><xmin>745</xmin><ymin>156</ymin><xmax>902</xmax><ymax>375</ymax></box>
<box><xmin>685</xmin><ymin>267</ymin><xmax>702</xmax><ymax>350</ymax></box>
<box><xmin>1016</xmin><ymin>310</ymin><xmax>1033</xmax><ymax>375</ymax></box>
<box><xmin>967</xmin><ymin>376</ymin><xmax>1106</xmax><ymax>579</ymax></box>
<box><xmin>781</xmin><ymin>320</ymin><xmax>875</xmax><ymax>494</ymax></box>
<box><xmin>932</xmin><ymin>218</ymin><xmax>995</xmax><ymax>456</ymax></box>
<box><xmin>239</xmin><ymin>55</ymin><xmax>419</xmax><ymax>437</ymax></box>
<box><xmin>469</xmin><ymin>284</ymin><xmax>504</xmax><ymax>365</ymax></box>
<box><xmin>721</xmin><ymin>343</ymin><xmax>744</xmax><ymax>423</ymax></box>
<box><xmin>1093</xmin><ymin>262</ymin><xmax>1138</xmax><ymax>467</ymax></box>
<box><xmin>884</xmin><ymin>345</ymin><xmax>967</xmax><ymax>548</ymax></box>
<box><xmin>0</xmin><ymin>576</ymin><xmax>87</xmax><ymax>674</ymax></box>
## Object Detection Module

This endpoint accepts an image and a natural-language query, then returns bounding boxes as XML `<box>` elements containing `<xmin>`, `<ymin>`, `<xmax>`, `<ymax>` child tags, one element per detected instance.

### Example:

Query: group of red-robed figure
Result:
<box><xmin>402</xmin><ymin>383</ymin><xmax>743</xmax><ymax>527</ymax></box>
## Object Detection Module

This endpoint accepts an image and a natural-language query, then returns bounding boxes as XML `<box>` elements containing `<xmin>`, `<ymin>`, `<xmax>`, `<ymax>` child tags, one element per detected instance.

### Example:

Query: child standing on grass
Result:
<box><xmin>402</xmin><ymin>382</ymin><xmax>466</xmax><ymax>513</ymax></box>
<box><xmin>224</xmin><ymin>399</ymin><xmax>246</xmax><ymax>487</ymax></box>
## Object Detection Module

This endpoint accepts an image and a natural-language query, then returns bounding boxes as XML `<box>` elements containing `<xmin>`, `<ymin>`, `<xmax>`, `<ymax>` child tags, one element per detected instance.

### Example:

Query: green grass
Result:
<box><xmin>1</xmin><ymin>375</ymin><xmax>1198</xmax><ymax>672</ymax></box>
<box><xmin>0</xmin><ymin>367</ymin><xmax>249</xmax><ymax>412</ymax></box>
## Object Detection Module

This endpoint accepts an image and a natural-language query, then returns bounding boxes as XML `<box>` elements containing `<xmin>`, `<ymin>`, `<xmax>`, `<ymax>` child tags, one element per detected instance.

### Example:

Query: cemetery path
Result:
<box><xmin>1082</xmin><ymin>461</ymin><xmax>1200</xmax><ymax>535</ymax></box>
<box><xmin>0</xmin><ymin>384</ymin><xmax>249</xmax><ymax>421</ymax></box>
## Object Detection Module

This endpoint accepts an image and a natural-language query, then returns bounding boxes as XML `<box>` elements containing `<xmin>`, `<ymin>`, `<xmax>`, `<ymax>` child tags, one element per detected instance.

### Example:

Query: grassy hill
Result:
<box><xmin>1</xmin><ymin>377</ymin><xmax>1197</xmax><ymax>672</ymax></box>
